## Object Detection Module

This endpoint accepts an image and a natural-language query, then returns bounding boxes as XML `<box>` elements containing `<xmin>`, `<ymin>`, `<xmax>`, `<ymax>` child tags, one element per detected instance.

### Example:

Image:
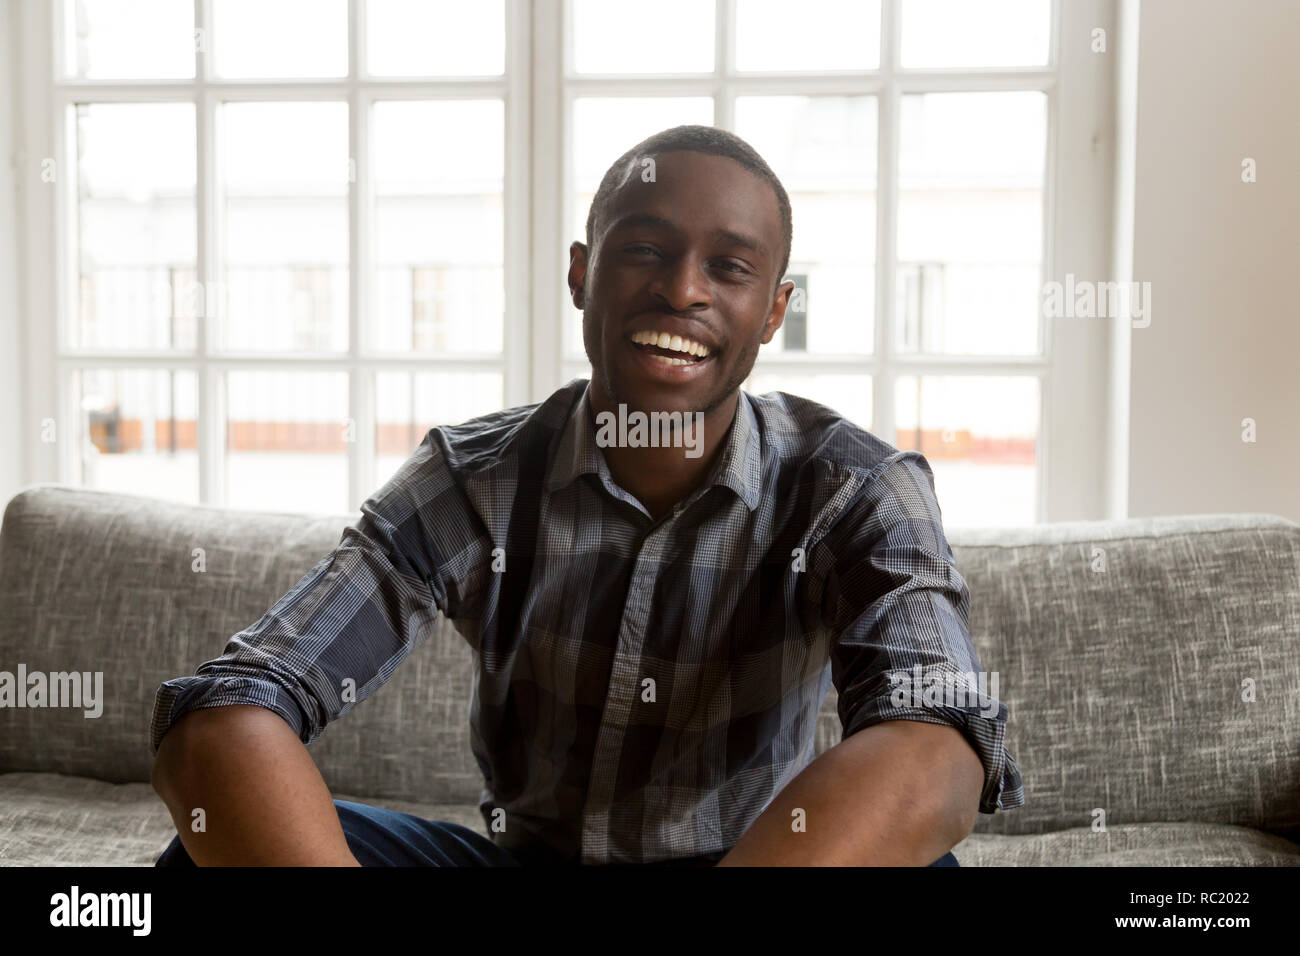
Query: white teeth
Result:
<box><xmin>649</xmin><ymin>354</ymin><xmax>692</xmax><ymax>366</ymax></box>
<box><xmin>630</xmin><ymin>329</ymin><xmax>712</xmax><ymax>358</ymax></box>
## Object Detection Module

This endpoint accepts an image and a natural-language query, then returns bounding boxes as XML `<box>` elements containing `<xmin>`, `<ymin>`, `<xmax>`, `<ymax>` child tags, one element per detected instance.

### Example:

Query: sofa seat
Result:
<box><xmin>0</xmin><ymin>771</ymin><xmax>489</xmax><ymax>867</ymax></box>
<box><xmin>6</xmin><ymin>770</ymin><xmax>1298</xmax><ymax>867</ymax></box>
<box><xmin>955</xmin><ymin>823</ymin><xmax>1300</xmax><ymax>866</ymax></box>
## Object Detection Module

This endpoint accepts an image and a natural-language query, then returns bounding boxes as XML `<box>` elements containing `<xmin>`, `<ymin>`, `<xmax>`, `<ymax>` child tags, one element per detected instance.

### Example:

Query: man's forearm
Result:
<box><xmin>151</xmin><ymin>705</ymin><xmax>359</xmax><ymax>866</ymax></box>
<box><xmin>716</xmin><ymin>719</ymin><xmax>984</xmax><ymax>866</ymax></box>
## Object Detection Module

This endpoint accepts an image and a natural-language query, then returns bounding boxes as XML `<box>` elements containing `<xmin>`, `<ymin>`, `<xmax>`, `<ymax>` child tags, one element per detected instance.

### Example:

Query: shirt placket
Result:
<box><xmin>579</xmin><ymin>513</ymin><xmax>676</xmax><ymax>864</ymax></box>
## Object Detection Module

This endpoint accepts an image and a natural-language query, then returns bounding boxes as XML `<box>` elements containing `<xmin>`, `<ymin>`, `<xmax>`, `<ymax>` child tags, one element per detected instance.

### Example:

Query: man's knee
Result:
<box><xmin>155</xmin><ymin>834</ymin><xmax>195</xmax><ymax>867</ymax></box>
<box><xmin>155</xmin><ymin>802</ymin><xmax>518</xmax><ymax>866</ymax></box>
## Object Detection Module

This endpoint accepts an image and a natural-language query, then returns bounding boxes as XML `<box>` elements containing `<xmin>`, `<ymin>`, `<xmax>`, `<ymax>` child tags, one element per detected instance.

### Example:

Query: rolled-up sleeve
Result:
<box><xmin>820</xmin><ymin>450</ymin><xmax>1024</xmax><ymax>814</ymax></box>
<box><xmin>149</xmin><ymin>430</ymin><xmax>476</xmax><ymax>754</ymax></box>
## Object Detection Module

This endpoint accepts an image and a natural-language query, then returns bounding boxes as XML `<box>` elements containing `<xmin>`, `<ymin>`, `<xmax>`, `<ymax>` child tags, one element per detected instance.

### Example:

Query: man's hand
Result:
<box><xmin>716</xmin><ymin>719</ymin><xmax>983</xmax><ymax>866</ymax></box>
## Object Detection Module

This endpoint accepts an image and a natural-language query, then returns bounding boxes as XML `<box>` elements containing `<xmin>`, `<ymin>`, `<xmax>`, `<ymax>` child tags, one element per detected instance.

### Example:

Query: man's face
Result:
<box><xmin>570</xmin><ymin>150</ymin><xmax>794</xmax><ymax>418</ymax></box>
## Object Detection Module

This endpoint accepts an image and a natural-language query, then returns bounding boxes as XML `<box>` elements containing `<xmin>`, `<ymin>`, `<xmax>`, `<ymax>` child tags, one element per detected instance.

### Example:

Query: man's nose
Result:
<box><xmin>650</xmin><ymin>255</ymin><xmax>711</xmax><ymax>312</ymax></box>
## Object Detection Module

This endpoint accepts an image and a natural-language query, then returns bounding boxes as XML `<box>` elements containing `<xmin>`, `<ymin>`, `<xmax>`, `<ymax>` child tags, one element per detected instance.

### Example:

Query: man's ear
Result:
<box><xmin>568</xmin><ymin>241</ymin><xmax>589</xmax><ymax>308</ymax></box>
<box><xmin>759</xmin><ymin>279</ymin><xmax>796</xmax><ymax>345</ymax></box>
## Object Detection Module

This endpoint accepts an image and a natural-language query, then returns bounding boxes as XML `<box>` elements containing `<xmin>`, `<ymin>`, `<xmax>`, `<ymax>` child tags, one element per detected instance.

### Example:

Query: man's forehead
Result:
<box><xmin>602</xmin><ymin>152</ymin><xmax>779</xmax><ymax>252</ymax></box>
<box><xmin>613</xmin><ymin>150</ymin><xmax>770</xmax><ymax>203</ymax></box>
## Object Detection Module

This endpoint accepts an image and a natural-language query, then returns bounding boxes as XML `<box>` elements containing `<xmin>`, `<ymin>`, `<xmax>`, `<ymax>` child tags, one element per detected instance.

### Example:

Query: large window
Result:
<box><xmin>50</xmin><ymin>0</ymin><xmax>521</xmax><ymax>513</ymax></box>
<box><xmin>22</xmin><ymin>0</ymin><xmax>1112</xmax><ymax>525</ymax></box>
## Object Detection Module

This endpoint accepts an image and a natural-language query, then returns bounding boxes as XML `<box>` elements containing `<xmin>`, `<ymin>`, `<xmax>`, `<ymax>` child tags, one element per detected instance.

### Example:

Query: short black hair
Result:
<box><xmin>584</xmin><ymin>124</ymin><xmax>793</xmax><ymax>290</ymax></box>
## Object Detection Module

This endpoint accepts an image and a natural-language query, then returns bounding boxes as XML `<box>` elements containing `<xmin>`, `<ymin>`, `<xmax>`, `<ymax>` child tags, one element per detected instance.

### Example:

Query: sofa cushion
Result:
<box><xmin>954</xmin><ymin>822</ymin><xmax>1300</xmax><ymax>866</ymax></box>
<box><xmin>5</xmin><ymin>771</ymin><xmax>1297</xmax><ymax>867</ymax></box>
<box><xmin>0</xmin><ymin>771</ymin><xmax>488</xmax><ymax>867</ymax></box>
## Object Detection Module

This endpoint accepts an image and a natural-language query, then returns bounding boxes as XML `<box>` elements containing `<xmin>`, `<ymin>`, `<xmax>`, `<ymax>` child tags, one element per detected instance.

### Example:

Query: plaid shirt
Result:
<box><xmin>151</xmin><ymin>378</ymin><xmax>1023</xmax><ymax>864</ymax></box>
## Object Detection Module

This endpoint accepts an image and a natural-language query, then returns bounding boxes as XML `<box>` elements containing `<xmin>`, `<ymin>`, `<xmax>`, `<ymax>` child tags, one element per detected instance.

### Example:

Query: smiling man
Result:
<box><xmin>150</xmin><ymin>125</ymin><xmax>1023</xmax><ymax>868</ymax></box>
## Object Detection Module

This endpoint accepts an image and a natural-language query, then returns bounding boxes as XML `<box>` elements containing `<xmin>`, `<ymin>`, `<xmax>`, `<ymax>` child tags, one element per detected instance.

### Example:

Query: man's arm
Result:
<box><xmin>719</xmin><ymin>451</ymin><xmax>1022</xmax><ymax>866</ymax></box>
<box><xmin>151</xmin><ymin>705</ymin><xmax>360</xmax><ymax>866</ymax></box>
<box><xmin>148</xmin><ymin>431</ymin><xmax>486</xmax><ymax>865</ymax></box>
<box><xmin>716</xmin><ymin>719</ymin><xmax>983</xmax><ymax>866</ymax></box>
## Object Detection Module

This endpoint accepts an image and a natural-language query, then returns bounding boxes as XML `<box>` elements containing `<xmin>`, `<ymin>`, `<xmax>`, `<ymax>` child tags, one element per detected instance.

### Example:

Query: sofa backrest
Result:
<box><xmin>949</xmin><ymin>513</ymin><xmax>1300</xmax><ymax>840</ymax></box>
<box><xmin>0</xmin><ymin>485</ymin><xmax>485</xmax><ymax>805</ymax></box>
<box><xmin>2</xmin><ymin>486</ymin><xmax>1297</xmax><ymax>837</ymax></box>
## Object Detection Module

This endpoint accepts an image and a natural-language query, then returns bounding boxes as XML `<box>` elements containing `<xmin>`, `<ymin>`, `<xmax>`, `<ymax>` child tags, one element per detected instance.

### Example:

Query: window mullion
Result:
<box><xmin>350</xmin><ymin>367</ymin><xmax>375</xmax><ymax>509</ymax></box>
<box><xmin>504</xmin><ymin>0</ymin><xmax>533</xmax><ymax>407</ymax></box>
<box><xmin>196</xmin><ymin>0</ymin><xmax>222</xmax><ymax>506</ymax></box>
<box><xmin>873</xmin><ymin>0</ymin><xmax>901</xmax><ymax>444</ymax></box>
<box><xmin>347</xmin><ymin>0</ymin><xmax>373</xmax><ymax>510</ymax></box>
<box><xmin>55</xmin><ymin>106</ymin><xmax>76</xmax><ymax>485</ymax></box>
<box><xmin>531</xmin><ymin>0</ymin><xmax>564</xmax><ymax>402</ymax></box>
<box><xmin>716</xmin><ymin>0</ymin><xmax>733</xmax><ymax>129</ymax></box>
<box><xmin>1044</xmin><ymin>0</ymin><xmax>1112</xmax><ymax>523</ymax></box>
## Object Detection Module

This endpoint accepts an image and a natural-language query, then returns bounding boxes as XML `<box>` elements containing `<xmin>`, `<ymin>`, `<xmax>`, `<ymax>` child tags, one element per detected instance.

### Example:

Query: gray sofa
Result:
<box><xmin>1</xmin><ymin>484</ymin><xmax>1298</xmax><ymax>866</ymax></box>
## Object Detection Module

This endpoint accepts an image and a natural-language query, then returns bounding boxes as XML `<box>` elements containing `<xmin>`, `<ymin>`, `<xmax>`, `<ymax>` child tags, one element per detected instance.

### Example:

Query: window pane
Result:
<box><xmin>225</xmin><ymin>371</ymin><xmax>349</xmax><ymax>514</ymax></box>
<box><xmin>212</xmin><ymin>0</ymin><xmax>348</xmax><ymax>77</ymax></box>
<box><xmin>371</xmin><ymin>101</ymin><xmax>504</xmax><ymax>354</ymax></box>
<box><xmin>894</xmin><ymin>375</ymin><xmax>1038</xmax><ymax>526</ymax></box>
<box><xmin>569</xmin><ymin>97</ymin><xmax>715</xmax><ymax>355</ymax></box>
<box><xmin>74</xmin><ymin>103</ymin><xmax>197</xmax><ymax>351</ymax></box>
<box><xmin>220</xmin><ymin>102</ymin><xmax>349</xmax><ymax>352</ymax></box>
<box><xmin>75</xmin><ymin>369</ymin><xmax>199</xmax><ymax>503</ymax></box>
<box><xmin>735</xmin><ymin>0</ymin><xmax>880</xmax><ymax>71</ymax></box>
<box><xmin>900</xmin><ymin>0</ymin><xmax>1050</xmax><ymax>68</ymax></box>
<box><xmin>735</xmin><ymin>96</ymin><xmax>876</xmax><ymax>355</ymax></box>
<box><xmin>744</xmin><ymin>372</ymin><xmax>871</xmax><ymax>431</ymax></box>
<box><xmin>572</xmin><ymin>0</ymin><xmax>715</xmax><ymax>74</ymax></box>
<box><xmin>64</xmin><ymin>0</ymin><xmax>195</xmax><ymax>78</ymax></box>
<box><xmin>374</xmin><ymin>372</ymin><xmax>504</xmax><ymax>488</ymax></box>
<box><xmin>896</xmin><ymin>92</ymin><xmax>1045</xmax><ymax>355</ymax></box>
<box><xmin>368</xmin><ymin>0</ymin><xmax>504</xmax><ymax>76</ymax></box>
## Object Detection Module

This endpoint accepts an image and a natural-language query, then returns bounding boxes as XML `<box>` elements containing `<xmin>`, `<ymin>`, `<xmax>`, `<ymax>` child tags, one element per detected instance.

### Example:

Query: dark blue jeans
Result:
<box><xmin>155</xmin><ymin>799</ymin><xmax>959</xmax><ymax>867</ymax></box>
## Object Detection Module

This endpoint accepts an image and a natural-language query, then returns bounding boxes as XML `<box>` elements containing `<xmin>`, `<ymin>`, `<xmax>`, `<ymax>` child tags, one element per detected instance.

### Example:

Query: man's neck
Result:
<box><xmin>587</xmin><ymin>387</ymin><xmax>739</xmax><ymax>522</ymax></box>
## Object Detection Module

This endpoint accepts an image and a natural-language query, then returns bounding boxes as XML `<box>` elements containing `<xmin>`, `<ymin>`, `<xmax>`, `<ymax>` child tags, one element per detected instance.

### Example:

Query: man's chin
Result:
<box><xmin>611</xmin><ymin>387</ymin><xmax>741</xmax><ymax>425</ymax></box>
<box><xmin>607</xmin><ymin>376</ymin><xmax>707</xmax><ymax>416</ymax></box>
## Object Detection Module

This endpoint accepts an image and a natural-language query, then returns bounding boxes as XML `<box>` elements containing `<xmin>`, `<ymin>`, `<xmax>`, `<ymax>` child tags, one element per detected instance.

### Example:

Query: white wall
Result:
<box><xmin>1127</xmin><ymin>0</ymin><xmax>1300</xmax><ymax>521</ymax></box>
<box><xmin>0</xmin><ymin>0</ymin><xmax>26</xmax><ymax>508</ymax></box>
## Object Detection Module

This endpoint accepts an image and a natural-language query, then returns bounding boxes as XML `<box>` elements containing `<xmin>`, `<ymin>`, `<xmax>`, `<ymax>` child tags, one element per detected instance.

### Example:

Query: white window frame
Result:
<box><xmin>15</xmin><ymin>0</ymin><xmax>1119</xmax><ymax>522</ymax></box>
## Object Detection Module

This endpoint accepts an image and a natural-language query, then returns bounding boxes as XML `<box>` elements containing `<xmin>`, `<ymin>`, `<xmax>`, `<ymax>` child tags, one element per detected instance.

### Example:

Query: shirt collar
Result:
<box><xmin>546</xmin><ymin>380</ymin><xmax>762</xmax><ymax>513</ymax></box>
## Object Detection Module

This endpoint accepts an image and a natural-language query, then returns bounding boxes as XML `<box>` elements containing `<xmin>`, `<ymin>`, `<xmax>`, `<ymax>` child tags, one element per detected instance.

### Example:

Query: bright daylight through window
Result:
<box><xmin>52</xmin><ymin>0</ymin><xmax>1070</xmax><ymax>526</ymax></box>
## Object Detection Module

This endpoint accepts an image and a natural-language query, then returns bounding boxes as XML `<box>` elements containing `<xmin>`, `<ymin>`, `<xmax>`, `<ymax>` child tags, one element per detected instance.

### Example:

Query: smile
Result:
<box><xmin>627</xmin><ymin>329</ymin><xmax>713</xmax><ymax>366</ymax></box>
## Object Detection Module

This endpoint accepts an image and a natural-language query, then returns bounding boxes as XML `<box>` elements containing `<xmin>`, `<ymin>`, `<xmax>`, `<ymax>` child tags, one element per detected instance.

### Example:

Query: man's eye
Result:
<box><xmin>716</xmin><ymin>260</ymin><xmax>749</xmax><ymax>274</ymax></box>
<box><xmin>626</xmin><ymin>244</ymin><xmax>659</xmax><ymax>256</ymax></box>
